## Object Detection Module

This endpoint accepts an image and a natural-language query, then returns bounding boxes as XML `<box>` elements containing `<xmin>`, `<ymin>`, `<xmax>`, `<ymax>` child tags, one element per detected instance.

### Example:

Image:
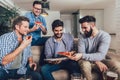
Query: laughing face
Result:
<box><xmin>15</xmin><ymin>21</ymin><xmax>29</xmax><ymax>36</ymax></box>
<box><xmin>53</xmin><ymin>26</ymin><xmax>63</xmax><ymax>39</ymax></box>
<box><xmin>33</xmin><ymin>4</ymin><xmax>42</xmax><ymax>16</ymax></box>
<box><xmin>81</xmin><ymin>22</ymin><xmax>93</xmax><ymax>38</ymax></box>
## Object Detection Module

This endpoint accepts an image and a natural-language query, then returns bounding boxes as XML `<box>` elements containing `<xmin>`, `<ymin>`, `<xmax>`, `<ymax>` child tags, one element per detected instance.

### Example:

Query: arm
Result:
<box><xmin>24</xmin><ymin>12</ymin><xmax>41</xmax><ymax>33</ymax></box>
<box><xmin>95</xmin><ymin>61</ymin><xmax>108</xmax><ymax>72</ymax></box>
<box><xmin>44</xmin><ymin>39</ymin><xmax>53</xmax><ymax>58</ymax></box>
<box><xmin>28</xmin><ymin>22</ymin><xmax>47</xmax><ymax>34</ymax></box>
<box><xmin>40</xmin><ymin>25</ymin><xmax>47</xmax><ymax>35</ymax></box>
<box><xmin>2</xmin><ymin>36</ymin><xmax>32</xmax><ymax>65</ymax></box>
<box><xmin>40</xmin><ymin>17</ymin><xmax>47</xmax><ymax>35</ymax></box>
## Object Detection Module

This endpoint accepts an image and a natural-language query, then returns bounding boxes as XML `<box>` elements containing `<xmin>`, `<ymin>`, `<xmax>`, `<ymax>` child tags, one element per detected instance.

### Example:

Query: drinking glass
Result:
<box><xmin>103</xmin><ymin>71</ymin><xmax>118</xmax><ymax>80</ymax></box>
<box><xmin>71</xmin><ymin>73</ymin><xmax>83</xmax><ymax>80</ymax></box>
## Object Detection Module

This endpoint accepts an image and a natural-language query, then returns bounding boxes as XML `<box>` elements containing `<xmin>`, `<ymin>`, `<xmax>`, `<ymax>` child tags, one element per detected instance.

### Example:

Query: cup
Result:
<box><xmin>104</xmin><ymin>71</ymin><xmax>118</xmax><ymax>80</ymax></box>
<box><xmin>71</xmin><ymin>73</ymin><xmax>83</xmax><ymax>80</ymax></box>
<box><xmin>23</xmin><ymin>75</ymin><xmax>31</xmax><ymax>80</ymax></box>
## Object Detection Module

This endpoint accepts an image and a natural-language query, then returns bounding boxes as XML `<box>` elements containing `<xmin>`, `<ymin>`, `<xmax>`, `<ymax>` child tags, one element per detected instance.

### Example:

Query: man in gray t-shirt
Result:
<box><xmin>41</xmin><ymin>19</ymin><xmax>80</xmax><ymax>80</ymax></box>
<box><xmin>69</xmin><ymin>15</ymin><xmax>119</xmax><ymax>80</ymax></box>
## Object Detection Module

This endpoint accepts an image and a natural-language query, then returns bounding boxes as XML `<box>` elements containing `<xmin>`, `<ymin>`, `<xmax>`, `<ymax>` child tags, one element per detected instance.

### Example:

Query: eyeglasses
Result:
<box><xmin>34</xmin><ymin>7</ymin><xmax>42</xmax><ymax>10</ymax></box>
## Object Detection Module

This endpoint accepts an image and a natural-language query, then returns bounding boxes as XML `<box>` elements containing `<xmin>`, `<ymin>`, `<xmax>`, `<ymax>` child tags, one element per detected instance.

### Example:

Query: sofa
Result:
<box><xmin>31</xmin><ymin>38</ymin><xmax>119</xmax><ymax>80</ymax></box>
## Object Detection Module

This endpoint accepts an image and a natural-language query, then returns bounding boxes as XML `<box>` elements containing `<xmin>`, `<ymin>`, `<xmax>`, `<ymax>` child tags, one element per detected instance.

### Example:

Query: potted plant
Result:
<box><xmin>0</xmin><ymin>6</ymin><xmax>19</xmax><ymax>35</ymax></box>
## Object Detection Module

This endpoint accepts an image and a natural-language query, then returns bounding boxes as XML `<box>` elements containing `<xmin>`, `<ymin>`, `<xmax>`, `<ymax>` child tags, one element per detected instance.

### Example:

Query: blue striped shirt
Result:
<box><xmin>0</xmin><ymin>31</ymin><xmax>32</xmax><ymax>74</ymax></box>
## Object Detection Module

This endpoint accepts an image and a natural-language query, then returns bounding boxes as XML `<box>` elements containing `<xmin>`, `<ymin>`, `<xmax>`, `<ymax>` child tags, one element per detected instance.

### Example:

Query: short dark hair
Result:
<box><xmin>33</xmin><ymin>1</ymin><xmax>42</xmax><ymax>6</ymax></box>
<box><xmin>52</xmin><ymin>19</ymin><xmax>64</xmax><ymax>30</ymax></box>
<box><xmin>12</xmin><ymin>16</ymin><xmax>29</xmax><ymax>30</ymax></box>
<box><xmin>79</xmin><ymin>15</ymin><xmax>96</xmax><ymax>23</ymax></box>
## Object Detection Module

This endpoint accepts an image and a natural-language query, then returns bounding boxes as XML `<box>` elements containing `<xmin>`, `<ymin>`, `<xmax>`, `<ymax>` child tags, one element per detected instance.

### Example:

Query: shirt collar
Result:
<box><xmin>53</xmin><ymin>33</ymin><xmax>65</xmax><ymax>43</ymax></box>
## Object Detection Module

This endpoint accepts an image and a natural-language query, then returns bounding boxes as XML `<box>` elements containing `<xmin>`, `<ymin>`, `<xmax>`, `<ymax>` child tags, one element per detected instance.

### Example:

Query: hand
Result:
<box><xmin>29</xmin><ymin>62</ymin><xmax>37</xmax><ymax>71</ymax></box>
<box><xmin>31</xmin><ymin>24</ymin><xmax>40</xmax><ymax>31</ymax></box>
<box><xmin>20</xmin><ymin>36</ymin><xmax>32</xmax><ymax>49</ymax></box>
<box><xmin>35</xmin><ymin>22</ymin><xmax>44</xmax><ymax>30</ymax></box>
<box><xmin>95</xmin><ymin>61</ymin><xmax>108</xmax><ymax>72</ymax></box>
<box><xmin>68</xmin><ymin>53</ymin><xmax>82</xmax><ymax>61</ymax></box>
<box><xmin>69</xmin><ymin>51</ymin><xmax>76</xmax><ymax>56</ymax></box>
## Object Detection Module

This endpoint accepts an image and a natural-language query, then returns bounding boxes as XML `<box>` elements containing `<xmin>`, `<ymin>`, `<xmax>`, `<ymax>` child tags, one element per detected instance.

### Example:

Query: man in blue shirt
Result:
<box><xmin>41</xmin><ymin>19</ymin><xmax>80</xmax><ymax>80</ymax></box>
<box><xmin>0</xmin><ymin>16</ymin><xmax>42</xmax><ymax>80</ymax></box>
<box><xmin>25</xmin><ymin>1</ymin><xmax>47</xmax><ymax>46</ymax></box>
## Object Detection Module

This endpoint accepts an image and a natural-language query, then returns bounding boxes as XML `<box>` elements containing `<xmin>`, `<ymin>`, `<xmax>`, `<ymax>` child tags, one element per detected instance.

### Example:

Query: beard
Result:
<box><xmin>54</xmin><ymin>33</ymin><xmax>63</xmax><ymax>38</ymax></box>
<box><xmin>85</xmin><ymin>28</ymin><xmax>93</xmax><ymax>38</ymax></box>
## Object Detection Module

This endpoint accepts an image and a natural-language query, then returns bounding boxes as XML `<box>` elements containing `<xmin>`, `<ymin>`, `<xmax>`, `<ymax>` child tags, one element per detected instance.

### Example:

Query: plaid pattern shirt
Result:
<box><xmin>0</xmin><ymin>31</ymin><xmax>32</xmax><ymax>74</ymax></box>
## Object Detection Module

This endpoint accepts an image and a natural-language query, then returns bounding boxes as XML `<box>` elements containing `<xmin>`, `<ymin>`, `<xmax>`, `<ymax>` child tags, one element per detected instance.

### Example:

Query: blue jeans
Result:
<box><xmin>41</xmin><ymin>60</ymin><xmax>80</xmax><ymax>80</ymax></box>
<box><xmin>0</xmin><ymin>65</ymin><xmax>42</xmax><ymax>80</ymax></box>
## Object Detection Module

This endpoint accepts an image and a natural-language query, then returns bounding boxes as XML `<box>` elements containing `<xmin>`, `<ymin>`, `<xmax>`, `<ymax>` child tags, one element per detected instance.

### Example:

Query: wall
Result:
<box><xmin>44</xmin><ymin>10</ymin><xmax>60</xmax><ymax>36</ymax></box>
<box><xmin>104</xmin><ymin>1</ymin><xmax>116</xmax><ymax>51</ymax></box>
<box><xmin>104</xmin><ymin>3</ymin><xmax>116</xmax><ymax>33</ymax></box>
<box><xmin>60</xmin><ymin>14</ymin><xmax>74</xmax><ymax>34</ymax></box>
<box><xmin>115</xmin><ymin>0</ymin><xmax>120</xmax><ymax>53</ymax></box>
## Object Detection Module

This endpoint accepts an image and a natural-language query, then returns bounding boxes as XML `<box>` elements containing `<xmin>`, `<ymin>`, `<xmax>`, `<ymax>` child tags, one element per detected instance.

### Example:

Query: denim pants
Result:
<box><xmin>41</xmin><ymin>60</ymin><xmax>80</xmax><ymax>80</ymax></box>
<box><xmin>0</xmin><ymin>65</ymin><xmax>42</xmax><ymax>80</ymax></box>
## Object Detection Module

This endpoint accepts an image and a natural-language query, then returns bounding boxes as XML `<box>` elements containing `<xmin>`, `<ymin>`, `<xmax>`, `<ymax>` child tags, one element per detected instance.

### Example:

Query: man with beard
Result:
<box><xmin>69</xmin><ymin>15</ymin><xmax>112</xmax><ymax>80</ymax></box>
<box><xmin>41</xmin><ymin>19</ymin><xmax>80</xmax><ymax>80</ymax></box>
<box><xmin>0</xmin><ymin>16</ymin><xmax>42</xmax><ymax>80</ymax></box>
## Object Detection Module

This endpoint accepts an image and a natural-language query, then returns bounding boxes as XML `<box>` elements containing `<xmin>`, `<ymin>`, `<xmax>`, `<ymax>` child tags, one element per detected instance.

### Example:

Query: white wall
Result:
<box><xmin>115</xmin><ymin>0</ymin><xmax>120</xmax><ymax>53</ymax></box>
<box><xmin>104</xmin><ymin>4</ymin><xmax>116</xmax><ymax>33</ymax></box>
<box><xmin>44</xmin><ymin>10</ymin><xmax>60</xmax><ymax>36</ymax></box>
<box><xmin>104</xmin><ymin>1</ymin><xmax>116</xmax><ymax>50</ymax></box>
<box><xmin>60</xmin><ymin>14</ymin><xmax>74</xmax><ymax>34</ymax></box>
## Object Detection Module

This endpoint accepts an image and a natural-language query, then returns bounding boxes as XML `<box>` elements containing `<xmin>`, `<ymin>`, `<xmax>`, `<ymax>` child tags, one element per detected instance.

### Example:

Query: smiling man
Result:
<box><xmin>0</xmin><ymin>16</ymin><xmax>42</xmax><ymax>80</ymax></box>
<box><xmin>68</xmin><ymin>15</ymin><xmax>113</xmax><ymax>80</ymax></box>
<box><xmin>25</xmin><ymin>0</ymin><xmax>47</xmax><ymax>46</ymax></box>
<box><xmin>41</xmin><ymin>19</ymin><xmax>80</xmax><ymax>80</ymax></box>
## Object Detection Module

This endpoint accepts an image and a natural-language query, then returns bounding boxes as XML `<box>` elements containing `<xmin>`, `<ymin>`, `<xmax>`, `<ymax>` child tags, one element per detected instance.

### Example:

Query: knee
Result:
<box><xmin>0</xmin><ymin>69</ymin><xmax>7</xmax><ymax>79</ymax></box>
<box><xmin>41</xmin><ymin>65</ymin><xmax>49</xmax><ymax>73</ymax></box>
<box><xmin>31</xmin><ymin>72</ymin><xmax>42</xmax><ymax>80</ymax></box>
<box><xmin>78</xmin><ymin>60</ymin><xmax>91</xmax><ymax>71</ymax></box>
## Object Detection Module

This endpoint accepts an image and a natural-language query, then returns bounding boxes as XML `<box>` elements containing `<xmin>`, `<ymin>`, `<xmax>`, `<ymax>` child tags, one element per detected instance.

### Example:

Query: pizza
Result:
<box><xmin>58</xmin><ymin>52</ymin><xmax>72</xmax><ymax>57</ymax></box>
<box><xmin>35</xmin><ymin>21</ymin><xmax>42</xmax><ymax>25</ymax></box>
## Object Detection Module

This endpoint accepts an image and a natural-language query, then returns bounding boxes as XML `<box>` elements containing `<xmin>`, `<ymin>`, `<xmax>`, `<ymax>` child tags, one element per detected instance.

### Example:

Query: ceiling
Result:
<box><xmin>12</xmin><ymin>0</ymin><xmax>114</xmax><ymax>14</ymax></box>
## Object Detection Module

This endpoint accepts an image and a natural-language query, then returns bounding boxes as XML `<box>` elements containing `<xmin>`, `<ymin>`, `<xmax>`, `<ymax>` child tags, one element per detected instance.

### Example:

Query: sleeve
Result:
<box><xmin>78</xmin><ymin>33</ymin><xmax>111</xmax><ymax>61</ymax></box>
<box><xmin>78</xmin><ymin>36</ymin><xmax>86</xmax><ymax>53</ymax></box>
<box><xmin>69</xmin><ymin>34</ymin><xmax>74</xmax><ymax>51</ymax></box>
<box><xmin>44</xmin><ymin>40</ymin><xmax>53</xmax><ymax>58</ymax></box>
<box><xmin>28</xmin><ymin>44</ymin><xmax>32</xmax><ymax>58</ymax></box>
<box><xmin>0</xmin><ymin>39</ymin><xmax>13</xmax><ymax>65</ymax></box>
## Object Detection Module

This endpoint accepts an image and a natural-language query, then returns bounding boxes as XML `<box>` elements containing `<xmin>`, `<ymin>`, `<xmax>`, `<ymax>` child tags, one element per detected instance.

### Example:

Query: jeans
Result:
<box><xmin>0</xmin><ymin>65</ymin><xmax>42</xmax><ymax>80</ymax></box>
<box><xmin>41</xmin><ymin>60</ymin><xmax>80</xmax><ymax>80</ymax></box>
